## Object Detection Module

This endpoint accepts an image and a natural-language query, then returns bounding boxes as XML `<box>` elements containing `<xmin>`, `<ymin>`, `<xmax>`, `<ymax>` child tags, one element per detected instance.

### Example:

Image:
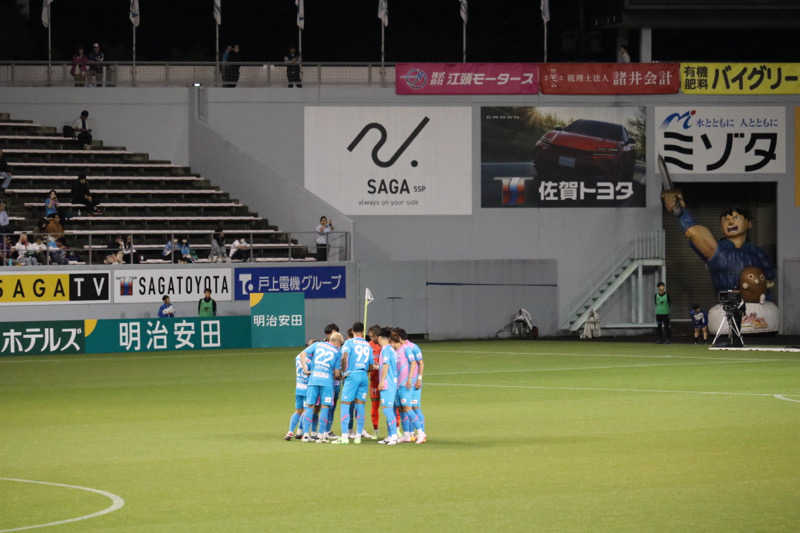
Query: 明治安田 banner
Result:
<box><xmin>481</xmin><ymin>106</ymin><xmax>646</xmax><ymax>207</ymax></box>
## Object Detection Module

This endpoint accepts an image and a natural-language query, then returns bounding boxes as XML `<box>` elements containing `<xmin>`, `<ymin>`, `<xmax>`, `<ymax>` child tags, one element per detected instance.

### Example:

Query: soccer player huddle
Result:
<box><xmin>285</xmin><ymin>322</ymin><xmax>426</xmax><ymax>446</ymax></box>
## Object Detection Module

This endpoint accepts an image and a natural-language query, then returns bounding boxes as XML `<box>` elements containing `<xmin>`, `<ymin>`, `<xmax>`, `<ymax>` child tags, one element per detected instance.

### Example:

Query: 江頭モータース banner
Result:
<box><xmin>304</xmin><ymin>106</ymin><xmax>471</xmax><ymax>215</ymax></box>
<box><xmin>114</xmin><ymin>269</ymin><xmax>232</xmax><ymax>303</ymax></box>
<box><xmin>655</xmin><ymin>107</ymin><xmax>785</xmax><ymax>174</ymax></box>
<box><xmin>395</xmin><ymin>63</ymin><xmax>539</xmax><ymax>94</ymax></box>
<box><xmin>481</xmin><ymin>106</ymin><xmax>646</xmax><ymax>207</ymax></box>
<box><xmin>0</xmin><ymin>271</ymin><xmax>110</xmax><ymax>305</ymax></box>
<box><xmin>234</xmin><ymin>266</ymin><xmax>345</xmax><ymax>300</ymax></box>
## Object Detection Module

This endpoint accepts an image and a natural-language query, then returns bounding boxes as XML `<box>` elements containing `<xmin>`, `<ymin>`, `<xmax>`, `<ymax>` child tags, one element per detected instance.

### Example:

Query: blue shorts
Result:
<box><xmin>294</xmin><ymin>394</ymin><xmax>306</xmax><ymax>410</ymax></box>
<box><xmin>305</xmin><ymin>384</ymin><xmax>334</xmax><ymax>407</ymax></box>
<box><xmin>341</xmin><ymin>372</ymin><xmax>368</xmax><ymax>403</ymax></box>
<box><xmin>411</xmin><ymin>387</ymin><xmax>422</xmax><ymax>407</ymax></box>
<box><xmin>380</xmin><ymin>387</ymin><xmax>397</xmax><ymax>407</ymax></box>
<box><xmin>397</xmin><ymin>386</ymin><xmax>414</xmax><ymax>407</ymax></box>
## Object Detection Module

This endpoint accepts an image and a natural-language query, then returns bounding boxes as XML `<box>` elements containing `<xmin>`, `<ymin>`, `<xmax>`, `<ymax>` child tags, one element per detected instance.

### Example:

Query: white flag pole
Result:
<box><xmin>47</xmin><ymin>3</ymin><xmax>52</xmax><ymax>83</ymax></box>
<box><xmin>462</xmin><ymin>20</ymin><xmax>466</xmax><ymax>63</ymax></box>
<box><xmin>215</xmin><ymin>24</ymin><xmax>219</xmax><ymax>85</ymax></box>
<box><xmin>541</xmin><ymin>0</ymin><xmax>550</xmax><ymax>63</ymax></box>
<box><xmin>132</xmin><ymin>24</ymin><xmax>136</xmax><ymax>85</ymax></box>
<box><xmin>214</xmin><ymin>0</ymin><xmax>221</xmax><ymax>86</ymax></box>
<box><xmin>459</xmin><ymin>1</ymin><xmax>467</xmax><ymax>63</ymax></box>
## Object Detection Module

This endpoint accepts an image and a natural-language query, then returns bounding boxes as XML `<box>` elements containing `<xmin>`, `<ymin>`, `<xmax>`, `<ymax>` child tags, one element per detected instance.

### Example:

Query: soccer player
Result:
<box><xmin>392</xmin><ymin>329</ymin><xmax>424</xmax><ymax>443</ymax></box>
<box><xmin>284</xmin><ymin>348</ymin><xmax>311</xmax><ymax>440</ymax></box>
<box><xmin>323</xmin><ymin>323</ymin><xmax>340</xmax><ymax>436</ymax></box>
<box><xmin>333</xmin><ymin>322</ymin><xmax>374</xmax><ymax>444</ymax></box>
<box><xmin>367</xmin><ymin>324</ymin><xmax>382</xmax><ymax>435</ymax></box>
<box><xmin>299</xmin><ymin>331</ymin><xmax>344</xmax><ymax>443</ymax></box>
<box><xmin>402</xmin><ymin>330</ymin><xmax>426</xmax><ymax>443</ymax></box>
<box><xmin>376</xmin><ymin>328</ymin><xmax>399</xmax><ymax>446</ymax></box>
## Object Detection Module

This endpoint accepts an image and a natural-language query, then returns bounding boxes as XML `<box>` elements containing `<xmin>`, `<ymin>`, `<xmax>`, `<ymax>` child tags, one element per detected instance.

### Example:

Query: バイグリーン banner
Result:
<box><xmin>681</xmin><ymin>63</ymin><xmax>800</xmax><ymax>94</ymax></box>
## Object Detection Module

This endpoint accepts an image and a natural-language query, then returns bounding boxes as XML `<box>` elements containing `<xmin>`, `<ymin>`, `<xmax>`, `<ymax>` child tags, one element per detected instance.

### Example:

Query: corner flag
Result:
<box><xmin>363</xmin><ymin>288</ymin><xmax>375</xmax><ymax>326</ymax></box>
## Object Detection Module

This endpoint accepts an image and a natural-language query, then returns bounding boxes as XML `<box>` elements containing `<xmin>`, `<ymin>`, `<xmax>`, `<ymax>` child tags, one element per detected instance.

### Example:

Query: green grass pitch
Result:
<box><xmin>1</xmin><ymin>340</ymin><xmax>799</xmax><ymax>532</ymax></box>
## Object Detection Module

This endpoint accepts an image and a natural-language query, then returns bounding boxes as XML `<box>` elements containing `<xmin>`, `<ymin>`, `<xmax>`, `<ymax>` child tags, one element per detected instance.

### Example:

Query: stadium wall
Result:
<box><xmin>1</xmin><ymin>87</ymin><xmax>799</xmax><ymax>334</ymax></box>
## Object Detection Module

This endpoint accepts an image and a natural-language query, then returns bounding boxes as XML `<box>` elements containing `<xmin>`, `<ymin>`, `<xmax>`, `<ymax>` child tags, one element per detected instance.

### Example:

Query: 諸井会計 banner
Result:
<box><xmin>540</xmin><ymin>63</ymin><xmax>679</xmax><ymax>94</ymax></box>
<box><xmin>681</xmin><ymin>63</ymin><xmax>800</xmax><ymax>94</ymax></box>
<box><xmin>655</xmin><ymin>107</ymin><xmax>786</xmax><ymax>174</ymax></box>
<box><xmin>304</xmin><ymin>106</ymin><xmax>471</xmax><ymax>215</ymax></box>
<box><xmin>395</xmin><ymin>63</ymin><xmax>539</xmax><ymax>94</ymax></box>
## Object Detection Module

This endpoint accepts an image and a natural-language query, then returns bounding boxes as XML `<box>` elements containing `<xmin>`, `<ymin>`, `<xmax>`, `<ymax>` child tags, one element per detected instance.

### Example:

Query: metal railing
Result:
<box><xmin>0</xmin><ymin>61</ymin><xmax>396</xmax><ymax>88</ymax></box>
<box><xmin>0</xmin><ymin>230</ymin><xmax>350</xmax><ymax>265</ymax></box>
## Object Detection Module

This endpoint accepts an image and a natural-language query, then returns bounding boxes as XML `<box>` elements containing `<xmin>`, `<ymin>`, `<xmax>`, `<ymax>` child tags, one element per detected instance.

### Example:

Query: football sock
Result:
<box><xmin>407</xmin><ymin>409</ymin><xmax>421</xmax><ymax>431</ymax></box>
<box><xmin>348</xmin><ymin>403</ymin><xmax>356</xmax><ymax>432</ymax></box>
<box><xmin>319</xmin><ymin>406</ymin><xmax>330</xmax><ymax>434</ymax></box>
<box><xmin>312</xmin><ymin>411</ymin><xmax>320</xmax><ymax>434</ymax></box>
<box><xmin>402</xmin><ymin>411</ymin><xmax>411</xmax><ymax>433</ymax></box>
<box><xmin>289</xmin><ymin>412</ymin><xmax>300</xmax><ymax>433</ymax></box>
<box><xmin>301</xmin><ymin>408</ymin><xmax>314</xmax><ymax>435</ymax></box>
<box><xmin>383</xmin><ymin>406</ymin><xmax>397</xmax><ymax>437</ymax></box>
<box><xmin>340</xmin><ymin>402</ymin><xmax>351</xmax><ymax>436</ymax></box>
<box><xmin>415</xmin><ymin>408</ymin><xmax>425</xmax><ymax>431</ymax></box>
<box><xmin>355</xmin><ymin>403</ymin><xmax>365</xmax><ymax>434</ymax></box>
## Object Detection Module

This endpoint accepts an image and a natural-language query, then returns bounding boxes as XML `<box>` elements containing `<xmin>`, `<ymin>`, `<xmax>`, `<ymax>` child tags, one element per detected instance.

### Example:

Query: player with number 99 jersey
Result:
<box><xmin>335</xmin><ymin>323</ymin><xmax>373</xmax><ymax>443</ymax></box>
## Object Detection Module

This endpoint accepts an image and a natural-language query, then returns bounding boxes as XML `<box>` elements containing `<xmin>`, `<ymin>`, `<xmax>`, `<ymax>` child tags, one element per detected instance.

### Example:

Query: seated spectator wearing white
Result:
<box><xmin>209</xmin><ymin>229</ymin><xmax>228</xmax><ymax>263</ymax></box>
<box><xmin>70</xmin><ymin>174</ymin><xmax>101</xmax><ymax>214</ymax></box>
<box><xmin>315</xmin><ymin>215</ymin><xmax>333</xmax><ymax>261</ymax></box>
<box><xmin>88</xmin><ymin>43</ymin><xmax>105</xmax><ymax>86</ymax></box>
<box><xmin>71</xmin><ymin>48</ymin><xmax>89</xmax><ymax>86</ymax></box>
<box><xmin>158</xmin><ymin>295</ymin><xmax>176</xmax><ymax>318</ymax></box>
<box><xmin>0</xmin><ymin>149</ymin><xmax>12</xmax><ymax>190</ymax></box>
<box><xmin>44</xmin><ymin>189</ymin><xmax>60</xmax><ymax>218</ymax></box>
<box><xmin>229</xmin><ymin>237</ymin><xmax>250</xmax><ymax>261</ymax></box>
<box><xmin>31</xmin><ymin>236</ymin><xmax>48</xmax><ymax>264</ymax></box>
<box><xmin>14</xmin><ymin>233</ymin><xmax>39</xmax><ymax>266</ymax></box>
<box><xmin>0</xmin><ymin>200</ymin><xmax>12</xmax><ymax>235</ymax></box>
<box><xmin>71</xmin><ymin>110</ymin><xmax>93</xmax><ymax>147</ymax></box>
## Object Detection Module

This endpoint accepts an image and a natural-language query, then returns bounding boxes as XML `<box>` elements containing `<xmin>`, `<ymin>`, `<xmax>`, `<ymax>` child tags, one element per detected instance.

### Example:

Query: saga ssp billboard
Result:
<box><xmin>0</xmin><ymin>271</ymin><xmax>110</xmax><ymax>305</ymax></box>
<box><xmin>481</xmin><ymin>106</ymin><xmax>646</xmax><ymax>207</ymax></box>
<box><xmin>113</xmin><ymin>269</ymin><xmax>233</xmax><ymax>304</ymax></box>
<box><xmin>304</xmin><ymin>106</ymin><xmax>472</xmax><ymax>215</ymax></box>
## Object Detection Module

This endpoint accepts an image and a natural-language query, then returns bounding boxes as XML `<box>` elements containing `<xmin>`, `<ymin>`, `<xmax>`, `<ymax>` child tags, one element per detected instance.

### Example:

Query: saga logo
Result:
<box><xmin>347</xmin><ymin>117</ymin><xmax>429</xmax><ymax>168</ymax></box>
<box><xmin>367</xmin><ymin>179</ymin><xmax>411</xmax><ymax>194</ymax></box>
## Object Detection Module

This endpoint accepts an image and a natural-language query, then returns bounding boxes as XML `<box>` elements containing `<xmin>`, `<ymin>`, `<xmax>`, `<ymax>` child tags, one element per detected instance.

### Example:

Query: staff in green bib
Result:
<box><xmin>655</xmin><ymin>281</ymin><xmax>671</xmax><ymax>344</ymax></box>
<box><xmin>198</xmin><ymin>288</ymin><xmax>217</xmax><ymax>317</ymax></box>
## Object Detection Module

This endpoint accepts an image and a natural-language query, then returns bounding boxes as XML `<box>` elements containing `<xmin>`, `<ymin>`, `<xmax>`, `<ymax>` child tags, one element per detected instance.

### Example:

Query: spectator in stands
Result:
<box><xmin>209</xmin><ymin>228</ymin><xmax>228</xmax><ymax>262</ymax></box>
<box><xmin>71</xmin><ymin>174</ymin><xmax>101</xmax><ymax>215</ymax></box>
<box><xmin>158</xmin><ymin>295</ymin><xmax>176</xmax><ymax>317</ymax></box>
<box><xmin>32</xmin><ymin>236</ymin><xmax>47</xmax><ymax>264</ymax></box>
<box><xmin>72</xmin><ymin>110</ymin><xmax>93</xmax><ymax>147</ymax></box>
<box><xmin>57</xmin><ymin>237</ymin><xmax>78</xmax><ymax>263</ymax></box>
<box><xmin>220</xmin><ymin>45</ymin><xmax>232</xmax><ymax>83</ymax></box>
<box><xmin>198</xmin><ymin>288</ymin><xmax>217</xmax><ymax>317</ymax></box>
<box><xmin>46</xmin><ymin>234</ymin><xmax>67</xmax><ymax>265</ymax></box>
<box><xmin>45</xmin><ymin>213</ymin><xmax>64</xmax><ymax>238</ymax></box>
<box><xmin>284</xmin><ymin>47</ymin><xmax>302</xmax><ymax>88</ymax></box>
<box><xmin>229</xmin><ymin>236</ymin><xmax>250</xmax><ymax>261</ymax></box>
<box><xmin>71</xmin><ymin>47</ymin><xmax>89</xmax><ymax>86</ymax></box>
<box><xmin>0</xmin><ymin>149</ymin><xmax>12</xmax><ymax>191</ymax></box>
<box><xmin>179</xmin><ymin>236</ymin><xmax>195</xmax><ymax>263</ymax></box>
<box><xmin>223</xmin><ymin>44</ymin><xmax>241</xmax><ymax>87</ymax></box>
<box><xmin>0</xmin><ymin>235</ymin><xmax>10</xmax><ymax>266</ymax></box>
<box><xmin>0</xmin><ymin>200</ymin><xmax>12</xmax><ymax>235</ymax></box>
<box><xmin>315</xmin><ymin>215</ymin><xmax>333</xmax><ymax>261</ymax></box>
<box><xmin>44</xmin><ymin>189</ymin><xmax>59</xmax><ymax>218</ymax></box>
<box><xmin>14</xmin><ymin>234</ymin><xmax>37</xmax><ymax>266</ymax></box>
<box><xmin>88</xmin><ymin>43</ymin><xmax>105</xmax><ymax>86</ymax></box>
<box><xmin>617</xmin><ymin>44</ymin><xmax>631</xmax><ymax>64</ymax></box>
<box><xmin>163</xmin><ymin>236</ymin><xmax>179</xmax><ymax>263</ymax></box>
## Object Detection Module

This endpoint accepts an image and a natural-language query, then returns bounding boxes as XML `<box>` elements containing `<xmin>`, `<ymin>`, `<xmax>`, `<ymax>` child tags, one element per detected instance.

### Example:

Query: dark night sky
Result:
<box><xmin>1</xmin><ymin>0</ymin><xmax>799</xmax><ymax>63</ymax></box>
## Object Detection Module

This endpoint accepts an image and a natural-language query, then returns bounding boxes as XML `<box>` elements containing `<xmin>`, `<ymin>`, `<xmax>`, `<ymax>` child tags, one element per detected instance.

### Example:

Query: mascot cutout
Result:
<box><xmin>661</xmin><ymin>191</ymin><xmax>779</xmax><ymax>334</ymax></box>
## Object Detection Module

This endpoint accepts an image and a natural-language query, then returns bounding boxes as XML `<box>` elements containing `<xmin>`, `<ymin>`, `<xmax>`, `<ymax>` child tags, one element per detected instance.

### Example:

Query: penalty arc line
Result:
<box><xmin>0</xmin><ymin>478</ymin><xmax>124</xmax><ymax>533</ymax></box>
<box><xmin>773</xmin><ymin>394</ymin><xmax>800</xmax><ymax>404</ymax></box>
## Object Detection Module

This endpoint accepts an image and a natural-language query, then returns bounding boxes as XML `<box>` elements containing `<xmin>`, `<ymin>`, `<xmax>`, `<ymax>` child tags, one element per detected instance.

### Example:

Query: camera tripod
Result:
<box><xmin>712</xmin><ymin>308</ymin><xmax>745</xmax><ymax>347</ymax></box>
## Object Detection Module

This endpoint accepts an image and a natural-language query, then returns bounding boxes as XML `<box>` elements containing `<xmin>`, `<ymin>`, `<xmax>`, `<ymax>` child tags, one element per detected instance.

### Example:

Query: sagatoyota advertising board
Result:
<box><xmin>113</xmin><ymin>268</ymin><xmax>233</xmax><ymax>303</ymax></box>
<box><xmin>655</xmin><ymin>107</ymin><xmax>785</xmax><ymax>174</ymax></box>
<box><xmin>0</xmin><ymin>271</ymin><xmax>110</xmax><ymax>305</ymax></box>
<box><xmin>481</xmin><ymin>106</ymin><xmax>646</xmax><ymax>207</ymax></box>
<box><xmin>395</xmin><ymin>63</ymin><xmax>539</xmax><ymax>95</ymax></box>
<box><xmin>305</xmin><ymin>106</ymin><xmax>471</xmax><ymax>215</ymax></box>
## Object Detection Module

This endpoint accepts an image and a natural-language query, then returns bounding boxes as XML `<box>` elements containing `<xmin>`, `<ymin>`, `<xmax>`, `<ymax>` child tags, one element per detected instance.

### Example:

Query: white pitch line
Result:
<box><xmin>425</xmin><ymin>348</ymin><xmax>784</xmax><ymax>363</ymax></box>
<box><xmin>773</xmin><ymin>394</ymin><xmax>800</xmax><ymax>404</ymax></box>
<box><xmin>424</xmin><ymin>381</ymin><xmax>778</xmax><ymax>399</ymax></box>
<box><xmin>0</xmin><ymin>477</ymin><xmax>124</xmax><ymax>532</ymax></box>
<box><xmin>426</xmin><ymin>359</ymin><xmax>770</xmax><ymax>377</ymax></box>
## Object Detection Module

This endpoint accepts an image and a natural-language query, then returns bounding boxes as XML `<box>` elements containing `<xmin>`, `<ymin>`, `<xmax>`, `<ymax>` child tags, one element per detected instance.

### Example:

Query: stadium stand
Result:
<box><xmin>0</xmin><ymin>112</ymin><xmax>311</xmax><ymax>264</ymax></box>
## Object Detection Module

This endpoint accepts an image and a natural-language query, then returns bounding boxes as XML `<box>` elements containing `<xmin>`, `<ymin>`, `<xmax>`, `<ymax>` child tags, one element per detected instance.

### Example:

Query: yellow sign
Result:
<box><xmin>0</xmin><ymin>274</ymin><xmax>69</xmax><ymax>303</ymax></box>
<box><xmin>796</xmin><ymin>108</ymin><xmax>800</xmax><ymax>207</ymax></box>
<box><xmin>681</xmin><ymin>63</ymin><xmax>800</xmax><ymax>94</ymax></box>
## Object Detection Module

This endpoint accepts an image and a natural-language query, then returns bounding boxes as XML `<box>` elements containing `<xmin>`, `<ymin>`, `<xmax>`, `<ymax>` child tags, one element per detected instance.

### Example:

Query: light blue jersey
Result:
<box><xmin>295</xmin><ymin>354</ymin><xmax>310</xmax><ymax>396</ymax></box>
<box><xmin>379</xmin><ymin>345</ymin><xmax>398</xmax><ymax>389</ymax></box>
<box><xmin>342</xmin><ymin>337</ymin><xmax>372</xmax><ymax>375</ymax></box>
<box><xmin>305</xmin><ymin>341</ymin><xmax>342</xmax><ymax>388</ymax></box>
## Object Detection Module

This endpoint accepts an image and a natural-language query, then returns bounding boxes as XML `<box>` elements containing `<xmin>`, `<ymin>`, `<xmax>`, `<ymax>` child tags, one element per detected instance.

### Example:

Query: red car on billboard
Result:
<box><xmin>532</xmin><ymin>119</ymin><xmax>636</xmax><ymax>180</ymax></box>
